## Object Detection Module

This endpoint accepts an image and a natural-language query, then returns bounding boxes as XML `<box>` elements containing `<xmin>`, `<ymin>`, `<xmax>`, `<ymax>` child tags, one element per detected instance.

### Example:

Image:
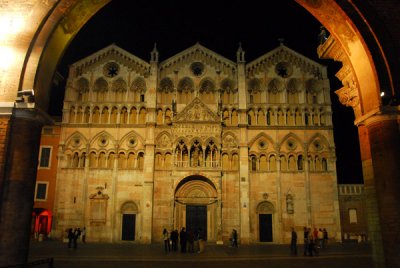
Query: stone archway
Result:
<box><xmin>0</xmin><ymin>1</ymin><xmax>399</xmax><ymax>267</ymax></box>
<box><xmin>174</xmin><ymin>176</ymin><xmax>218</xmax><ymax>241</ymax></box>
<box><xmin>119</xmin><ymin>201</ymin><xmax>139</xmax><ymax>242</ymax></box>
<box><xmin>256</xmin><ymin>201</ymin><xmax>276</xmax><ymax>243</ymax></box>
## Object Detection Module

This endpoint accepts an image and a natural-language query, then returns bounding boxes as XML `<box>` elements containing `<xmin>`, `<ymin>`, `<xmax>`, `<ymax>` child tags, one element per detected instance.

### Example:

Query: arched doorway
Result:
<box><xmin>257</xmin><ymin>201</ymin><xmax>275</xmax><ymax>242</ymax></box>
<box><xmin>120</xmin><ymin>202</ymin><xmax>139</xmax><ymax>241</ymax></box>
<box><xmin>174</xmin><ymin>176</ymin><xmax>218</xmax><ymax>241</ymax></box>
<box><xmin>31</xmin><ymin>208</ymin><xmax>52</xmax><ymax>240</ymax></box>
<box><xmin>0</xmin><ymin>1</ymin><xmax>399</xmax><ymax>267</ymax></box>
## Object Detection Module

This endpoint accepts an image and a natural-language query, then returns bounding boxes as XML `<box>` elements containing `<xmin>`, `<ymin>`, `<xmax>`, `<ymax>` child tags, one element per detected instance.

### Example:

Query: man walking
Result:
<box><xmin>291</xmin><ymin>227</ymin><xmax>298</xmax><ymax>256</ymax></box>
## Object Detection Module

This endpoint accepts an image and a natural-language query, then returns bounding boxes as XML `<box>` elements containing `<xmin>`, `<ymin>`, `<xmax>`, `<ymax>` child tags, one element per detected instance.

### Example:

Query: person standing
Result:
<box><xmin>170</xmin><ymin>229</ymin><xmax>178</xmax><ymax>251</ymax></box>
<box><xmin>81</xmin><ymin>227</ymin><xmax>86</xmax><ymax>244</ymax></box>
<box><xmin>231</xmin><ymin>229</ymin><xmax>238</xmax><ymax>248</ymax></box>
<box><xmin>73</xmin><ymin>227</ymin><xmax>81</xmax><ymax>249</ymax></box>
<box><xmin>187</xmin><ymin>228</ymin><xmax>194</xmax><ymax>253</ymax></box>
<box><xmin>303</xmin><ymin>227</ymin><xmax>309</xmax><ymax>256</ymax></box>
<box><xmin>179</xmin><ymin>227</ymin><xmax>187</xmax><ymax>253</ymax></box>
<box><xmin>290</xmin><ymin>227</ymin><xmax>298</xmax><ymax>256</ymax></box>
<box><xmin>67</xmin><ymin>228</ymin><xmax>74</xmax><ymax>248</ymax></box>
<box><xmin>322</xmin><ymin>228</ymin><xmax>328</xmax><ymax>248</ymax></box>
<box><xmin>163</xmin><ymin>228</ymin><xmax>170</xmax><ymax>253</ymax></box>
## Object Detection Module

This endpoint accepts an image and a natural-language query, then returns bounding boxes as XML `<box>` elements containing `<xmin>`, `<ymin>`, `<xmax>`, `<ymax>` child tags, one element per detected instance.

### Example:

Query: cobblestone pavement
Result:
<box><xmin>28</xmin><ymin>240</ymin><xmax>372</xmax><ymax>268</ymax></box>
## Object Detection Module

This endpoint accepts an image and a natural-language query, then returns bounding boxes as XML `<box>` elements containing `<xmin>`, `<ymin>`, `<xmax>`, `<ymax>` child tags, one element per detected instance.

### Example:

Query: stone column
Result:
<box><xmin>357</xmin><ymin>110</ymin><xmax>400</xmax><ymax>268</ymax></box>
<box><xmin>0</xmin><ymin>107</ymin><xmax>51</xmax><ymax>266</ymax></box>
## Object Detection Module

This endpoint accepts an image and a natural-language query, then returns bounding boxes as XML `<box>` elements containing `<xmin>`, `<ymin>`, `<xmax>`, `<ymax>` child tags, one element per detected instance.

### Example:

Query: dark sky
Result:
<box><xmin>51</xmin><ymin>0</ymin><xmax>363</xmax><ymax>184</ymax></box>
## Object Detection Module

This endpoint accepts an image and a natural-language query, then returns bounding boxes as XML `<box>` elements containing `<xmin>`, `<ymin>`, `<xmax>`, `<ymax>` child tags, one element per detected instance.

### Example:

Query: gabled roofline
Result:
<box><xmin>246</xmin><ymin>43</ymin><xmax>325</xmax><ymax>70</ymax></box>
<box><xmin>159</xmin><ymin>42</ymin><xmax>236</xmax><ymax>69</ymax></box>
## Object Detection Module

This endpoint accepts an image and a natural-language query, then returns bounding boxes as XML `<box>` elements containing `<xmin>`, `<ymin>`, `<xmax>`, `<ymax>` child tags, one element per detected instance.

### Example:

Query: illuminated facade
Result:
<box><xmin>52</xmin><ymin>43</ymin><xmax>341</xmax><ymax>244</ymax></box>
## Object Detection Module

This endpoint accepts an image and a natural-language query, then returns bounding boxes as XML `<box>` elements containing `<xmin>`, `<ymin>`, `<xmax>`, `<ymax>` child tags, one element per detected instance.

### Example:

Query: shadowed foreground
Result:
<box><xmin>28</xmin><ymin>240</ymin><xmax>372</xmax><ymax>268</ymax></box>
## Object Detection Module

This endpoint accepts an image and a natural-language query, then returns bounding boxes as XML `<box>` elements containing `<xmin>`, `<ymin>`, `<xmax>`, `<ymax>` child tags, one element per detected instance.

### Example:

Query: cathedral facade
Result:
<box><xmin>53</xmin><ymin>43</ymin><xmax>341</xmax><ymax>244</ymax></box>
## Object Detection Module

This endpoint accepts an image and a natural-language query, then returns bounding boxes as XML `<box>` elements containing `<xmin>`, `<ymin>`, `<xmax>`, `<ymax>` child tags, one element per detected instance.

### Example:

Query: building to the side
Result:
<box><xmin>51</xmin><ymin>42</ymin><xmax>341</xmax><ymax>244</ymax></box>
<box><xmin>32</xmin><ymin>122</ymin><xmax>61</xmax><ymax>240</ymax></box>
<box><xmin>337</xmin><ymin>184</ymin><xmax>368</xmax><ymax>241</ymax></box>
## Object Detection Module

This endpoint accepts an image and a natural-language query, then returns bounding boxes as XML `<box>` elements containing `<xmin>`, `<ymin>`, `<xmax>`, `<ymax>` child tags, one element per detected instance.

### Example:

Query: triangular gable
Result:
<box><xmin>159</xmin><ymin>43</ymin><xmax>236</xmax><ymax>76</ymax></box>
<box><xmin>246</xmin><ymin>44</ymin><xmax>325</xmax><ymax>77</ymax></box>
<box><xmin>173</xmin><ymin>97</ymin><xmax>220</xmax><ymax>123</ymax></box>
<box><xmin>70</xmin><ymin>43</ymin><xmax>150</xmax><ymax>77</ymax></box>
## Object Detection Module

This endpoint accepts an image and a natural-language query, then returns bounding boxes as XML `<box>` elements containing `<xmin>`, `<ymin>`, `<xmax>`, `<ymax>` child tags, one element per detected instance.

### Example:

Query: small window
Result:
<box><xmin>35</xmin><ymin>182</ymin><xmax>48</xmax><ymax>201</ymax></box>
<box><xmin>140</xmin><ymin>94</ymin><xmax>145</xmax><ymax>102</ymax></box>
<box><xmin>349</xmin><ymin>208</ymin><xmax>358</xmax><ymax>224</ymax></box>
<box><xmin>39</xmin><ymin>147</ymin><xmax>52</xmax><ymax>168</ymax></box>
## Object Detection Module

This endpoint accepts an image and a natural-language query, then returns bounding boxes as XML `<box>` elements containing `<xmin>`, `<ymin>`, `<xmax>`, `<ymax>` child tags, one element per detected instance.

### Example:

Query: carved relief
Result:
<box><xmin>174</xmin><ymin>98</ymin><xmax>220</xmax><ymax>123</ymax></box>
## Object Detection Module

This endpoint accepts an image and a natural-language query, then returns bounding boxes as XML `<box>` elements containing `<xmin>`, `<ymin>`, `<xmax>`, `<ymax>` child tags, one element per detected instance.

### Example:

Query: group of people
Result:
<box><xmin>163</xmin><ymin>227</ymin><xmax>205</xmax><ymax>253</ymax></box>
<box><xmin>290</xmin><ymin>227</ymin><xmax>329</xmax><ymax>256</ymax></box>
<box><xmin>67</xmin><ymin>227</ymin><xmax>86</xmax><ymax>249</ymax></box>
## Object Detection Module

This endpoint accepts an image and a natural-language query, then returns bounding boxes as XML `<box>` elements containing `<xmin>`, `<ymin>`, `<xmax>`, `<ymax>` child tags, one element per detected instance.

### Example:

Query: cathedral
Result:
<box><xmin>52</xmin><ymin>42</ymin><xmax>341</xmax><ymax>244</ymax></box>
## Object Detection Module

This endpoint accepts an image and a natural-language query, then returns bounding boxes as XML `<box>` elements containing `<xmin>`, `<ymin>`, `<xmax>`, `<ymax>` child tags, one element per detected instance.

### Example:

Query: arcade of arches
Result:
<box><xmin>0</xmin><ymin>1</ymin><xmax>399</xmax><ymax>268</ymax></box>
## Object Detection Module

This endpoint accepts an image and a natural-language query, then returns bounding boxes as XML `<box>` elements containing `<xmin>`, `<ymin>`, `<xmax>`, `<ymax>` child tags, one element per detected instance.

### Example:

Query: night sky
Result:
<box><xmin>50</xmin><ymin>0</ymin><xmax>363</xmax><ymax>184</ymax></box>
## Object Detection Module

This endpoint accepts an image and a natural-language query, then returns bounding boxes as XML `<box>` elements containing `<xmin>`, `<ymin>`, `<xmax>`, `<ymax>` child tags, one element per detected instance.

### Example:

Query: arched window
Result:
<box><xmin>288</xmin><ymin>155</ymin><xmax>296</xmax><ymax>170</ymax></box>
<box><xmin>84</xmin><ymin>107</ymin><xmax>90</xmax><ymax>123</ymax></box>
<box><xmin>76</xmin><ymin>107</ymin><xmax>83</xmax><ymax>123</ymax></box>
<box><xmin>89</xmin><ymin>152</ymin><xmax>97</xmax><ymax>168</ymax></box>
<box><xmin>107</xmin><ymin>152</ymin><xmax>115</xmax><ymax>169</ymax></box>
<box><xmin>260</xmin><ymin>155</ymin><xmax>267</xmax><ymax>171</ymax></box>
<box><xmin>280</xmin><ymin>155</ymin><xmax>287</xmax><ymax>171</ymax></box>
<box><xmin>269</xmin><ymin>155</ymin><xmax>277</xmax><ymax>171</ymax></box>
<box><xmin>251</xmin><ymin>156</ymin><xmax>257</xmax><ymax>171</ymax></box>
<box><xmin>92</xmin><ymin>107</ymin><xmax>100</xmax><ymax>123</ymax></box>
<box><xmin>110</xmin><ymin>107</ymin><xmax>118</xmax><ymax>124</ymax></box>
<box><xmin>322</xmin><ymin>158</ymin><xmax>328</xmax><ymax>171</ymax></box>
<box><xmin>222</xmin><ymin>153</ymin><xmax>229</xmax><ymax>170</ymax></box>
<box><xmin>69</xmin><ymin>106</ymin><xmax>76</xmax><ymax>123</ymax></box>
<box><xmin>98</xmin><ymin>152</ymin><xmax>106</xmax><ymax>168</ymax></box>
<box><xmin>72</xmin><ymin>152</ymin><xmax>79</xmax><ymax>168</ymax></box>
<box><xmin>139</xmin><ymin>108</ymin><xmax>146</xmax><ymax>124</ymax></box>
<box><xmin>120</xmin><ymin>107</ymin><xmax>128</xmax><ymax>124</ymax></box>
<box><xmin>127</xmin><ymin>152</ymin><xmax>136</xmax><ymax>169</ymax></box>
<box><xmin>231</xmin><ymin>110</ymin><xmax>238</xmax><ymax>126</ymax></box>
<box><xmin>101</xmin><ymin>107</ymin><xmax>109</xmax><ymax>124</ymax></box>
<box><xmin>129</xmin><ymin>107</ymin><xmax>137</xmax><ymax>124</ymax></box>
<box><xmin>165</xmin><ymin>153</ymin><xmax>172</xmax><ymax>169</ymax></box>
<box><xmin>137</xmin><ymin>152</ymin><xmax>144</xmax><ymax>170</ymax></box>
<box><xmin>79</xmin><ymin>152</ymin><xmax>86</xmax><ymax>168</ymax></box>
<box><xmin>118</xmin><ymin>152</ymin><xmax>127</xmax><ymax>169</ymax></box>
<box><xmin>297</xmin><ymin>155</ymin><xmax>303</xmax><ymax>171</ymax></box>
<box><xmin>232</xmin><ymin>153</ymin><xmax>239</xmax><ymax>170</ymax></box>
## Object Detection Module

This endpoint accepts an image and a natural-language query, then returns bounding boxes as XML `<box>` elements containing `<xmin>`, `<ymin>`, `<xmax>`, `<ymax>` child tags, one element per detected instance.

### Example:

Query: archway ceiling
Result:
<box><xmin>3</xmin><ymin>0</ymin><xmax>385</xmax><ymax>120</ymax></box>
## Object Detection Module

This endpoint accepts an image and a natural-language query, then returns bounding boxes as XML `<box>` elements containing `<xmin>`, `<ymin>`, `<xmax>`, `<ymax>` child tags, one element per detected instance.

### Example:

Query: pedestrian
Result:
<box><xmin>179</xmin><ymin>227</ymin><xmax>187</xmax><ymax>253</ymax></box>
<box><xmin>290</xmin><ymin>227</ymin><xmax>298</xmax><ymax>256</ymax></box>
<box><xmin>194</xmin><ymin>228</ymin><xmax>200</xmax><ymax>253</ymax></box>
<box><xmin>163</xmin><ymin>228</ymin><xmax>170</xmax><ymax>253</ymax></box>
<box><xmin>198</xmin><ymin>228</ymin><xmax>205</xmax><ymax>253</ymax></box>
<box><xmin>322</xmin><ymin>228</ymin><xmax>328</xmax><ymax>248</ymax></box>
<box><xmin>73</xmin><ymin>227</ymin><xmax>81</xmax><ymax>249</ymax></box>
<box><xmin>308</xmin><ymin>229</ymin><xmax>319</xmax><ymax>257</ymax></box>
<box><xmin>303</xmin><ymin>227</ymin><xmax>309</xmax><ymax>256</ymax></box>
<box><xmin>318</xmin><ymin>228</ymin><xmax>324</xmax><ymax>248</ymax></box>
<box><xmin>231</xmin><ymin>229</ymin><xmax>238</xmax><ymax>248</ymax></box>
<box><xmin>170</xmin><ymin>229</ymin><xmax>178</xmax><ymax>251</ymax></box>
<box><xmin>67</xmin><ymin>228</ymin><xmax>74</xmax><ymax>248</ymax></box>
<box><xmin>81</xmin><ymin>227</ymin><xmax>86</xmax><ymax>244</ymax></box>
<box><xmin>187</xmin><ymin>228</ymin><xmax>194</xmax><ymax>253</ymax></box>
